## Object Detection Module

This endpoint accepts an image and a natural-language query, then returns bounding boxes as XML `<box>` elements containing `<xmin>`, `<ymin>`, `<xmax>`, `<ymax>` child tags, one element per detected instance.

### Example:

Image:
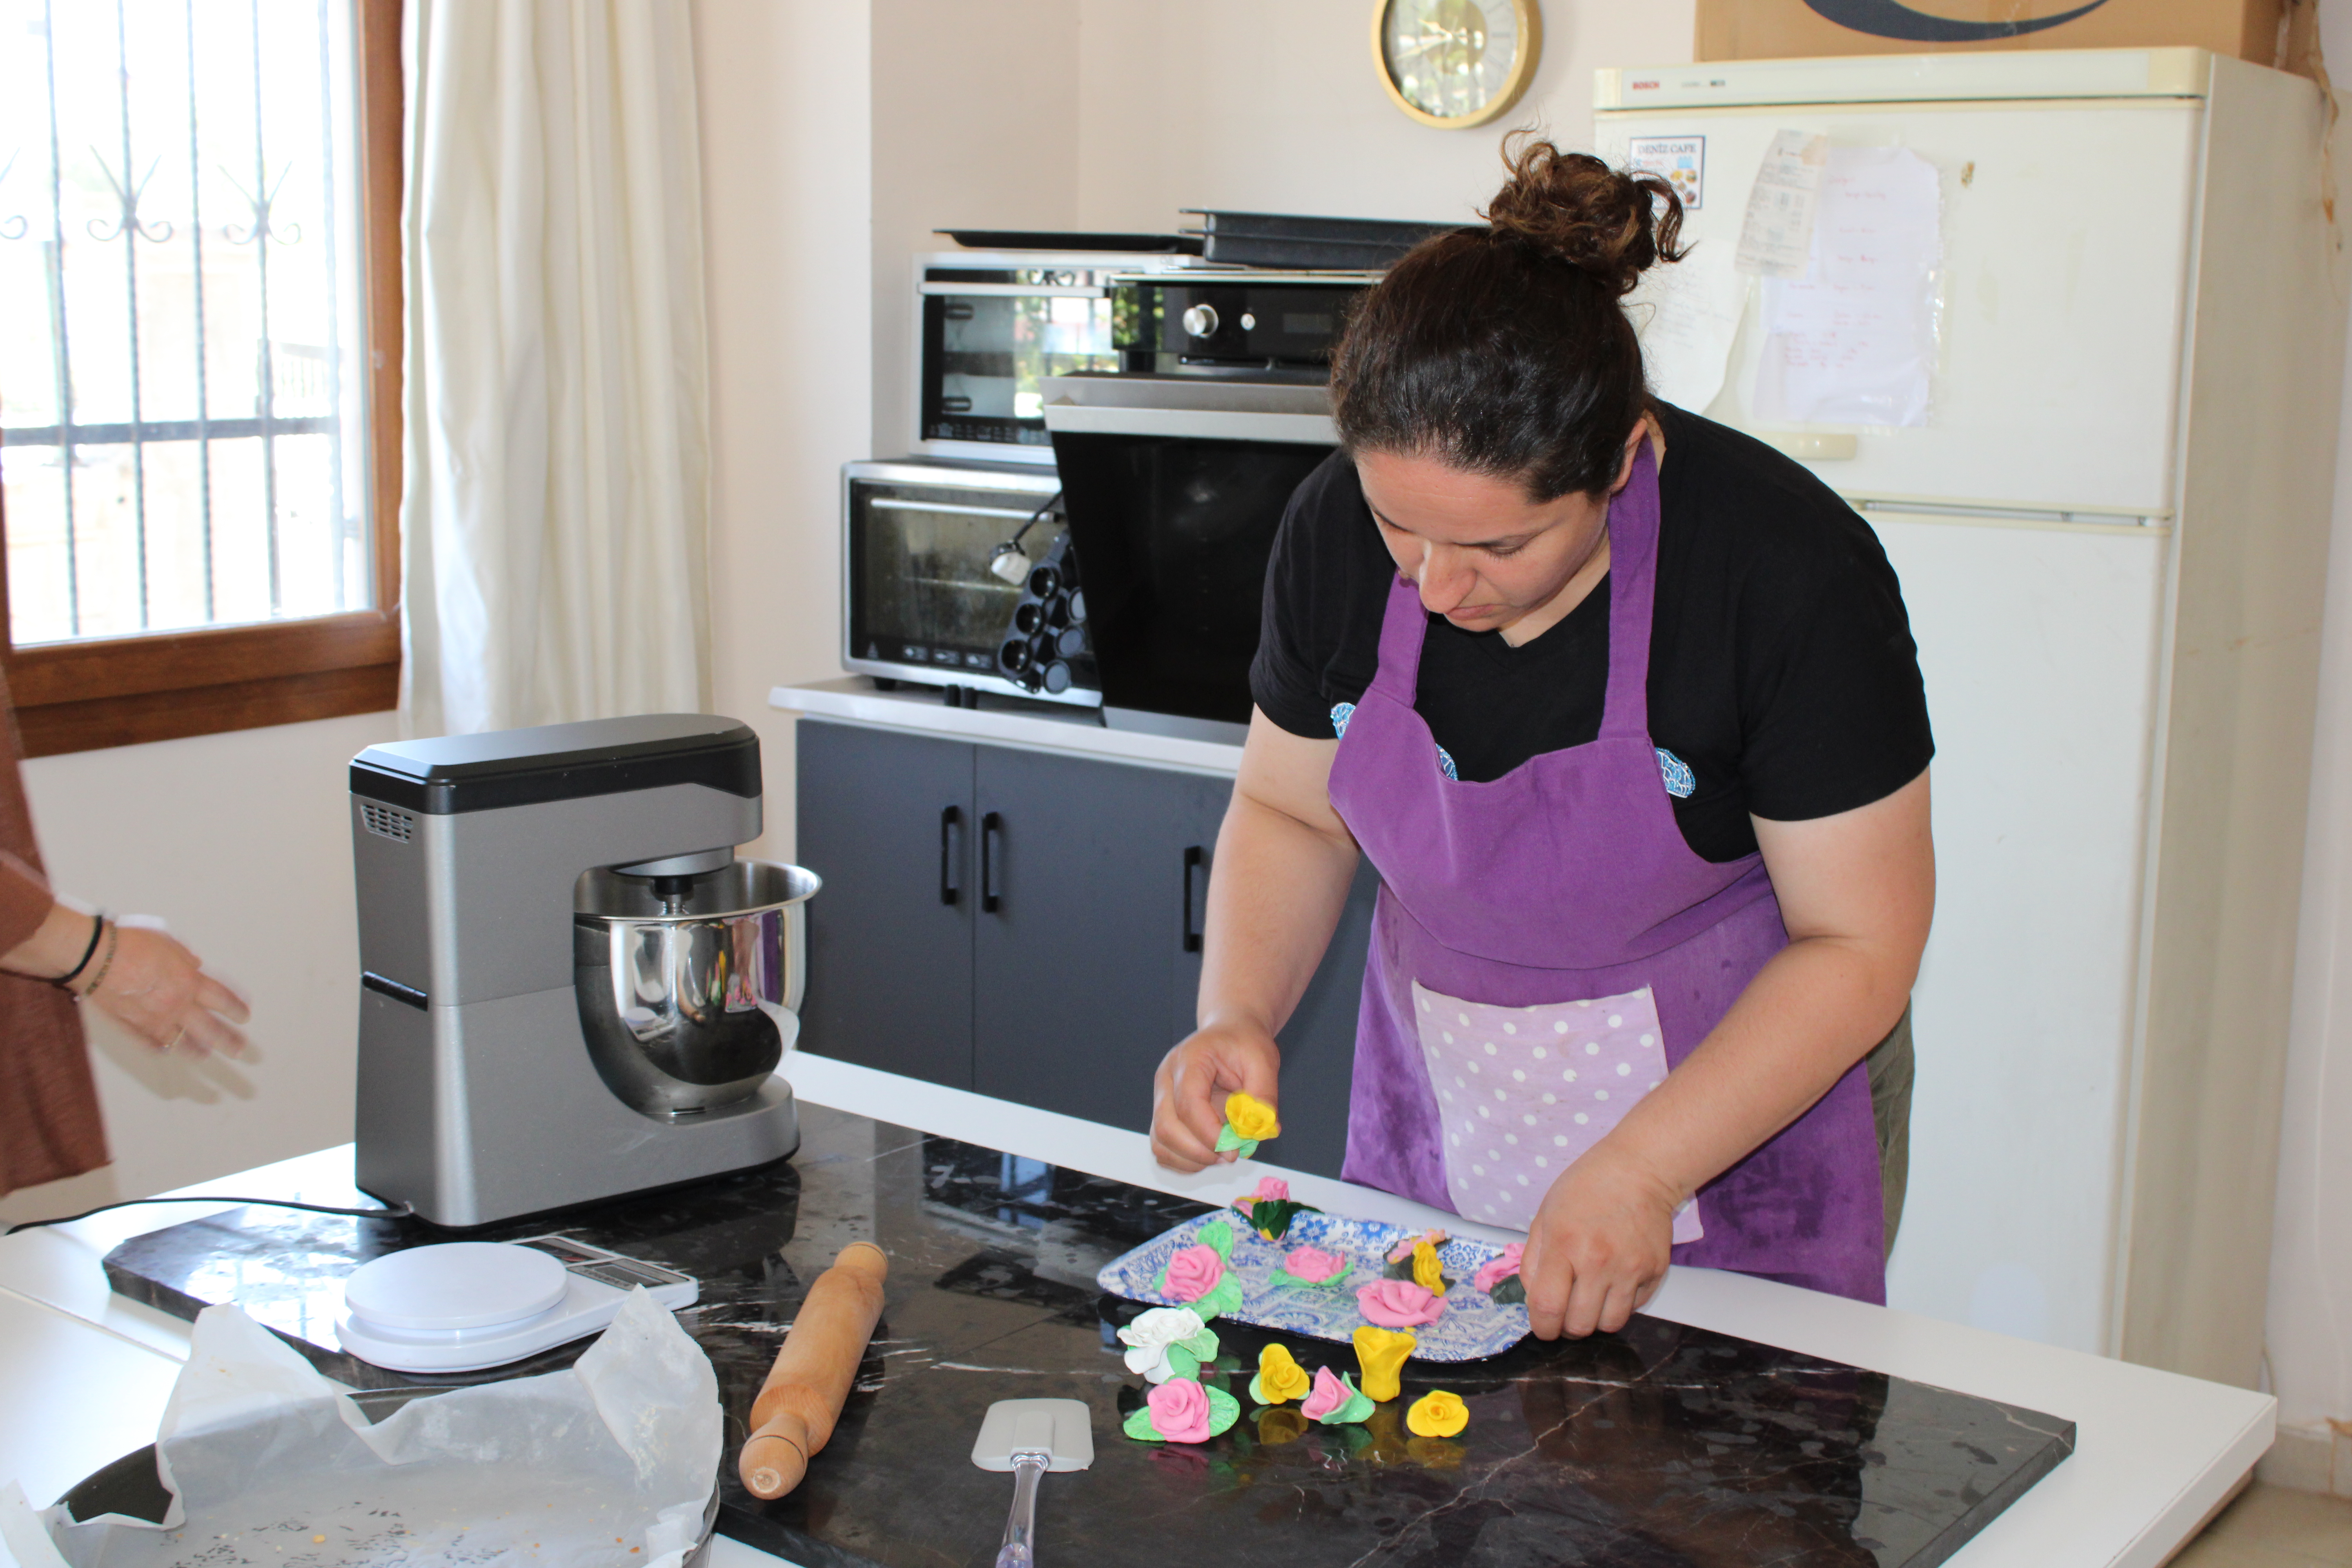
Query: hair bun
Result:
<box><xmin>1481</xmin><ymin>137</ymin><xmax>1686</xmax><ymax>297</ymax></box>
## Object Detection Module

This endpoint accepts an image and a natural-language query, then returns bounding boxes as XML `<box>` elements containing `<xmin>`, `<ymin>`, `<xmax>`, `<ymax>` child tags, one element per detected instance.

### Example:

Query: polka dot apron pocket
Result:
<box><xmin>1411</xmin><ymin>978</ymin><xmax>1703</xmax><ymax>1242</ymax></box>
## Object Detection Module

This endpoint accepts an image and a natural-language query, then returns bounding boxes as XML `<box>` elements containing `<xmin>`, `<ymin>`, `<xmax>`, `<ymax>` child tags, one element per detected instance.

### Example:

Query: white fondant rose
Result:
<box><xmin>1117</xmin><ymin>1306</ymin><xmax>1208</xmax><ymax>1383</ymax></box>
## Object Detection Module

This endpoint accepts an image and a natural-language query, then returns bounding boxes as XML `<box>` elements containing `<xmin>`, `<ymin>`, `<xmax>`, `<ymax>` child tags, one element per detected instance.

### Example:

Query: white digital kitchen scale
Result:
<box><xmin>335</xmin><ymin>1236</ymin><xmax>698</xmax><ymax>1374</ymax></box>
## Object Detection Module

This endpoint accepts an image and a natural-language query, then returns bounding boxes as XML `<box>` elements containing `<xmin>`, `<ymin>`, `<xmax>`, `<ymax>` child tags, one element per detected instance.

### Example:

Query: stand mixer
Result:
<box><xmin>349</xmin><ymin>714</ymin><xmax>813</xmax><ymax>1227</ymax></box>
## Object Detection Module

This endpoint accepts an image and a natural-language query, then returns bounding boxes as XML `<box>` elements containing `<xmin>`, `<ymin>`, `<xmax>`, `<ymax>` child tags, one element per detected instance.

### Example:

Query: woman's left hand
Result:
<box><xmin>85</xmin><ymin>922</ymin><xmax>251</xmax><ymax>1058</ymax></box>
<box><xmin>1517</xmin><ymin>1143</ymin><xmax>1682</xmax><ymax>1339</ymax></box>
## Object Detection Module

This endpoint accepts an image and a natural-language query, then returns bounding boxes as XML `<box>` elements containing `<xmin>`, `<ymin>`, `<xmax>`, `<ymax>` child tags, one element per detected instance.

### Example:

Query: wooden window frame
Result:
<box><xmin>1</xmin><ymin>0</ymin><xmax>405</xmax><ymax>759</ymax></box>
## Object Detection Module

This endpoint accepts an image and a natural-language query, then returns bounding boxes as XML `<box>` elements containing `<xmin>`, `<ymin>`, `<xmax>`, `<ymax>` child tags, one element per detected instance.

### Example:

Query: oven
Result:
<box><xmin>1042</xmin><ymin>376</ymin><xmax>1338</xmax><ymax>742</ymax></box>
<box><xmin>841</xmin><ymin>460</ymin><xmax>1098</xmax><ymax>706</ymax></box>
<box><xmin>913</xmin><ymin>251</ymin><xmax>1143</xmax><ymax>463</ymax></box>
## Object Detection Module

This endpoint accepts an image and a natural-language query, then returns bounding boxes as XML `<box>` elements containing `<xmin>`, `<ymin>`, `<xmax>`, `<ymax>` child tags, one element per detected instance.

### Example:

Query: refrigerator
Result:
<box><xmin>1594</xmin><ymin>48</ymin><xmax>2343</xmax><ymax>1387</ymax></box>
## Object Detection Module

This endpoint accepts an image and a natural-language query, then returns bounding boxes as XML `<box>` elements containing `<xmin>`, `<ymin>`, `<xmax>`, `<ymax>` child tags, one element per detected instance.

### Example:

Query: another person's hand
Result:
<box><xmin>1518</xmin><ymin>1142</ymin><xmax>1681</xmax><ymax>1339</ymax></box>
<box><xmin>1150</xmin><ymin>1022</ymin><xmax>1280</xmax><ymax>1173</ymax></box>
<box><xmin>83</xmin><ymin>919</ymin><xmax>251</xmax><ymax>1058</ymax></box>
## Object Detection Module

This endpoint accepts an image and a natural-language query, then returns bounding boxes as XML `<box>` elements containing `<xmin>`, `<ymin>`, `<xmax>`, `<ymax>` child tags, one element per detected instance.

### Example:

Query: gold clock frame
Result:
<box><xmin>1370</xmin><ymin>0</ymin><xmax>1542</xmax><ymax>131</ymax></box>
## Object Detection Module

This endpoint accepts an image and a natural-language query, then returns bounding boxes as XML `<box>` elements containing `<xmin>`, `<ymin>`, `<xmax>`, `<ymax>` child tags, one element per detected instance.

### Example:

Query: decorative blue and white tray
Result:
<box><xmin>1095</xmin><ymin>1208</ymin><xmax>1530</xmax><ymax>1362</ymax></box>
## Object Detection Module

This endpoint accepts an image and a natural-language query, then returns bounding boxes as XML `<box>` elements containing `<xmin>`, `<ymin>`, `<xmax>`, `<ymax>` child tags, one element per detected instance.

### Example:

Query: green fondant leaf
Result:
<box><xmin>1194</xmin><ymin>1278</ymin><xmax>1244</xmax><ymax>1321</ymax></box>
<box><xmin>1123</xmin><ymin>1405</ymin><xmax>1165</xmax><ymax>1443</ymax></box>
<box><xmin>1214</xmin><ymin>1125</ymin><xmax>1243</xmax><ymax>1152</ymax></box>
<box><xmin>1384</xmin><ymin>1256</ymin><xmax>1417</xmax><ymax>1282</ymax></box>
<box><xmin>1312</xmin><ymin>1373</ymin><xmax>1377</xmax><ymax>1426</ymax></box>
<box><xmin>1236</xmin><ymin>1137</ymin><xmax>1259</xmax><ymax>1158</ymax></box>
<box><xmin>1246</xmin><ymin>1372</ymin><xmax>1270</xmax><ymax>1405</ymax></box>
<box><xmin>1152</xmin><ymin>1265</ymin><xmax>1169</xmax><ymax>1296</ymax></box>
<box><xmin>1197</xmin><ymin>1218</ymin><xmax>1236</xmax><ymax>1260</ymax></box>
<box><xmin>1489</xmin><ymin>1274</ymin><xmax>1528</xmax><ymax>1306</ymax></box>
<box><xmin>1178</xmin><ymin>1326</ymin><xmax>1220</xmax><ymax>1361</ymax></box>
<box><xmin>1165</xmin><ymin>1345</ymin><xmax>1201</xmax><ymax>1383</ymax></box>
<box><xmin>1203</xmin><ymin>1383</ymin><xmax>1242</xmax><ymax>1437</ymax></box>
<box><xmin>1243</xmin><ymin>1199</ymin><xmax>1321</xmax><ymax>1241</ymax></box>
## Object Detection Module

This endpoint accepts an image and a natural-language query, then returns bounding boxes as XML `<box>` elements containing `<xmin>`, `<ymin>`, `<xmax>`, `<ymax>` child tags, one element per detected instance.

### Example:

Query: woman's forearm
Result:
<box><xmin>1196</xmin><ymin>789</ymin><xmax>1360</xmax><ymax>1037</ymax></box>
<box><xmin>1599</xmin><ymin>933</ymin><xmax>1912</xmax><ymax>1201</ymax></box>
<box><xmin>0</xmin><ymin>900</ymin><xmax>99</xmax><ymax>982</ymax></box>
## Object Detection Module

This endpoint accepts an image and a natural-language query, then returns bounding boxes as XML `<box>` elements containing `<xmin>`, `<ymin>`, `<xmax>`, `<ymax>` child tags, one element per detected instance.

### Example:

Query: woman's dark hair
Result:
<box><xmin>1330</xmin><ymin>136</ymin><xmax>1686</xmax><ymax>503</ymax></box>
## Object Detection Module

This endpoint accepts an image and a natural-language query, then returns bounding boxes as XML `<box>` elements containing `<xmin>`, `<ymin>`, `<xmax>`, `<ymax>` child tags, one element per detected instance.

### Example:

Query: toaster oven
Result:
<box><xmin>841</xmin><ymin>459</ymin><xmax>1100</xmax><ymax>707</ymax></box>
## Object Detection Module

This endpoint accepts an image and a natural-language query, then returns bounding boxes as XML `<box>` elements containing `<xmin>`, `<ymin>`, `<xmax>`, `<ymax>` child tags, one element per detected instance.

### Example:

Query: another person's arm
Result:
<box><xmin>1150</xmin><ymin>711</ymin><xmax>1360</xmax><ymax>1172</ymax></box>
<box><xmin>1</xmin><ymin>893</ymin><xmax>252</xmax><ymax>1058</ymax></box>
<box><xmin>1519</xmin><ymin>767</ymin><xmax>1935</xmax><ymax>1339</ymax></box>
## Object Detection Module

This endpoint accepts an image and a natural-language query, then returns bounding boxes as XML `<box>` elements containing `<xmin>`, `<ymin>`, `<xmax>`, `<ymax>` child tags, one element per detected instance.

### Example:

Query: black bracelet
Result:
<box><xmin>52</xmin><ymin>911</ymin><xmax>107</xmax><ymax>989</ymax></box>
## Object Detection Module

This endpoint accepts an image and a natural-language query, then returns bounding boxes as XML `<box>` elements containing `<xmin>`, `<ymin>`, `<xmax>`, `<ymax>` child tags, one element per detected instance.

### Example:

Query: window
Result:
<box><xmin>0</xmin><ymin>0</ymin><xmax>401</xmax><ymax>756</ymax></box>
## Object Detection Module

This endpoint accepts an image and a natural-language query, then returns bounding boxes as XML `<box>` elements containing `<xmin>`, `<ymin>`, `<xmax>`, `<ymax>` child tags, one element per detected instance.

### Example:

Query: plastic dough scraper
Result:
<box><xmin>971</xmin><ymin>1398</ymin><xmax>1092</xmax><ymax>1568</ymax></box>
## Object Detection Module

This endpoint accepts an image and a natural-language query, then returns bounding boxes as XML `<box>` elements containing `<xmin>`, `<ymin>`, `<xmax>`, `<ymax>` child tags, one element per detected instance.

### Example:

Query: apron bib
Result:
<box><xmin>1325</xmin><ymin>444</ymin><xmax>1887</xmax><ymax>1303</ymax></box>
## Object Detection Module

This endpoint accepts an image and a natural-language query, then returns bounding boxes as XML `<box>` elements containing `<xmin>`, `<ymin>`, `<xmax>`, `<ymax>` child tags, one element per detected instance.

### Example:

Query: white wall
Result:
<box><xmin>0</xmin><ymin>712</ymin><xmax>396</xmax><ymax>1225</ymax></box>
<box><xmin>2264</xmin><ymin>0</ymin><xmax>2352</xmax><ymax>1481</ymax></box>
<box><xmin>694</xmin><ymin>0</ymin><xmax>874</xmax><ymax>868</ymax></box>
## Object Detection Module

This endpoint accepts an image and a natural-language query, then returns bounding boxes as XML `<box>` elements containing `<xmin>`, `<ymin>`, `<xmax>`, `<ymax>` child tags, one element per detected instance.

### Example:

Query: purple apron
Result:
<box><xmin>1324</xmin><ymin>445</ymin><xmax>1886</xmax><ymax>1303</ymax></box>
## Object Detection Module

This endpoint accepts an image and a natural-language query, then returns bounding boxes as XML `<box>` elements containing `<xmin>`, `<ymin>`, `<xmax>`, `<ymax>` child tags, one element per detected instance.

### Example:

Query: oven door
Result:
<box><xmin>1042</xmin><ymin>377</ymin><xmax>1337</xmax><ymax>743</ymax></box>
<box><xmin>915</xmin><ymin>260</ymin><xmax>1128</xmax><ymax>463</ymax></box>
<box><xmin>842</xmin><ymin>461</ymin><xmax>1094</xmax><ymax>705</ymax></box>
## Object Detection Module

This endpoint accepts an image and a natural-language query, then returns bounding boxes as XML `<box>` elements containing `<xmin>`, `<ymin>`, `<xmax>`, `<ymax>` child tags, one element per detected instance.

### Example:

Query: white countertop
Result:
<box><xmin>0</xmin><ymin>1052</ymin><xmax>2269</xmax><ymax>1568</ymax></box>
<box><xmin>769</xmin><ymin>677</ymin><xmax>1246</xmax><ymax>775</ymax></box>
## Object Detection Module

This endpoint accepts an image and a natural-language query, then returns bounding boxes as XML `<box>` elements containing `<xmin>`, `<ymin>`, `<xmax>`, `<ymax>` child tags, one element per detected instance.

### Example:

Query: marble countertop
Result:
<box><xmin>0</xmin><ymin>1053</ymin><xmax>2274</xmax><ymax>1568</ymax></box>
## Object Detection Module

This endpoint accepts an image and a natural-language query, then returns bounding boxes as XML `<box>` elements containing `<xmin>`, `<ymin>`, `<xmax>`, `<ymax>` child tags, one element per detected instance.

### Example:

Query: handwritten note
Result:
<box><xmin>1752</xmin><ymin>145</ymin><xmax>1942</xmax><ymax>428</ymax></box>
<box><xmin>1734</xmin><ymin>131</ymin><xmax>1828</xmax><ymax>278</ymax></box>
<box><xmin>1629</xmin><ymin>239</ymin><xmax>1751</xmax><ymax>414</ymax></box>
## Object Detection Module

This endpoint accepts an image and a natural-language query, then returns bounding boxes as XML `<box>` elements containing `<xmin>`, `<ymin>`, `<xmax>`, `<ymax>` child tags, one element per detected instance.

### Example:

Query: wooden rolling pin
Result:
<box><xmin>739</xmin><ymin>1241</ymin><xmax>890</xmax><ymax>1500</ymax></box>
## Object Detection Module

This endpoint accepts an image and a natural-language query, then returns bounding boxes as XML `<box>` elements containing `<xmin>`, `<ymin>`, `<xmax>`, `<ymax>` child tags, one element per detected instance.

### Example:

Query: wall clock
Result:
<box><xmin>1371</xmin><ymin>0</ymin><xmax>1542</xmax><ymax>130</ymax></box>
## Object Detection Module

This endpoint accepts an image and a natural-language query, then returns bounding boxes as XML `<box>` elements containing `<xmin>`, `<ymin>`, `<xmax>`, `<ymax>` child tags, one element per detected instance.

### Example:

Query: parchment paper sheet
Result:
<box><xmin>2</xmin><ymin>1289</ymin><xmax>719</xmax><ymax>1568</ymax></box>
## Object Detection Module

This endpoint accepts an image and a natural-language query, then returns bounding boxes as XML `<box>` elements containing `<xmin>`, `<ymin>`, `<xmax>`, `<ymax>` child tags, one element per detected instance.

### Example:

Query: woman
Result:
<box><xmin>0</xmin><ymin>662</ymin><xmax>250</xmax><ymax>1199</ymax></box>
<box><xmin>1149</xmin><ymin>142</ymin><xmax>1934</xmax><ymax>1339</ymax></box>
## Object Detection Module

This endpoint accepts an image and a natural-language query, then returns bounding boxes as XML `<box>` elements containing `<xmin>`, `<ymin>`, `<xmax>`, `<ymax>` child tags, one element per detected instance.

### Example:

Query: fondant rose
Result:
<box><xmin>1224</xmin><ymin>1092</ymin><xmax>1281</xmax><ymax>1142</ymax></box>
<box><xmin>1299</xmin><ymin>1365</ymin><xmax>1352</xmax><ymax>1421</ymax></box>
<box><xmin>1250</xmin><ymin>1175</ymin><xmax>1290</xmax><ymax>1203</ymax></box>
<box><xmin>1473</xmin><ymin>1243</ymin><xmax>1525</xmax><ymax>1295</ymax></box>
<box><xmin>1117</xmin><ymin>1306</ymin><xmax>1212</xmax><ymax>1383</ymax></box>
<box><xmin>1411</xmin><ymin>1239</ymin><xmax>1448</xmax><ymax>1297</ymax></box>
<box><xmin>1407</xmin><ymin>1389</ymin><xmax>1470</xmax><ymax>1438</ymax></box>
<box><xmin>1249</xmin><ymin>1342</ymin><xmax>1312</xmax><ymax>1406</ymax></box>
<box><xmin>1147</xmin><ymin>1378</ymin><xmax>1213</xmax><ymax>1443</ymax></box>
<box><xmin>1163</xmin><ymin>1244</ymin><xmax>1225</xmax><ymax>1303</ymax></box>
<box><xmin>1352</xmin><ymin>1325</ymin><xmax>1416</xmax><ymax>1403</ymax></box>
<box><xmin>1281</xmin><ymin>1244</ymin><xmax>1348</xmax><ymax>1283</ymax></box>
<box><xmin>1357</xmin><ymin>1278</ymin><xmax>1445</xmax><ymax>1328</ymax></box>
<box><xmin>1387</xmin><ymin>1227</ymin><xmax>1447</xmax><ymax>1265</ymax></box>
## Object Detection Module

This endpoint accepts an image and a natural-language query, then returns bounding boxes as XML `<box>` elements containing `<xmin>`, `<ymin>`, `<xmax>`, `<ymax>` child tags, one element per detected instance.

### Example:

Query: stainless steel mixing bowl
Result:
<box><xmin>573</xmin><ymin>858</ymin><xmax>820</xmax><ymax>1118</ymax></box>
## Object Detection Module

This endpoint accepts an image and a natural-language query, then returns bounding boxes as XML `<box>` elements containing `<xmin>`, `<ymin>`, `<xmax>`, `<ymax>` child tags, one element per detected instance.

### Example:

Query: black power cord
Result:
<box><xmin>4</xmin><ymin>1195</ymin><xmax>416</xmax><ymax>1236</ymax></box>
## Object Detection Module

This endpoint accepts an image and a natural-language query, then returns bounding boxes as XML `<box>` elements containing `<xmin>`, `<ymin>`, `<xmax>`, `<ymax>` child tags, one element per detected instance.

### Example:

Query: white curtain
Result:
<box><xmin>401</xmin><ymin>0</ymin><xmax>711</xmax><ymax>736</ymax></box>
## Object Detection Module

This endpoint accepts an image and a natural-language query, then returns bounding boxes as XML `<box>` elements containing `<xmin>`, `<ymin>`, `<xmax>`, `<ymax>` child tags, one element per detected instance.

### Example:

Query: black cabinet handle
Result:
<box><xmin>981</xmin><ymin>811</ymin><xmax>1004</xmax><ymax>913</ymax></box>
<box><xmin>939</xmin><ymin>806</ymin><xmax>963</xmax><ymax>906</ymax></box>
<box><xmin>1182</xmin><ymin>845</ymin><xmax>1206</xmax><ymax>953</ymax></box>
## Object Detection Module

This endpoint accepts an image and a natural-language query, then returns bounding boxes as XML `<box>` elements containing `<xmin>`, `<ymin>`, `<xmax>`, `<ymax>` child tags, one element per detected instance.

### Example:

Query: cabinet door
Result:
<box><xmin>972</xmin><ymin>748</ymin><xmax>1229</xmax><ymax>1132</ymax></box>
<box><xmin>1170</xmin><ymin>822</ymin><xmax>1377</xmax><ymax>1182</ymax></box>
<box><xmin>794</xmin><ymin>721</ymin><xmax>976</xmax><ymax>1089</ymax></box>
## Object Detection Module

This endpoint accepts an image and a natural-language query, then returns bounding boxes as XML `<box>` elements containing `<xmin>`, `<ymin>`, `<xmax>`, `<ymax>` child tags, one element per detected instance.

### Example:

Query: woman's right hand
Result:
<box><xmin>1150</xmin><ymin>1022</ymin><xmax>1281</xmax><ymax>1173</ymax></box>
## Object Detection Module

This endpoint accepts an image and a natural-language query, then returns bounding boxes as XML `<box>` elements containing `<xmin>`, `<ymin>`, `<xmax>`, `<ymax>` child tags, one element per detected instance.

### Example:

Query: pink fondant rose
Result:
<box><xmin>1147</xmin><ymin>1377</ymin><xmax>1213</xmax><ymax>1443</ymax></box>
<box><xmin>1251</xmin><ymin>1176</ymin><xmax>1290</xmax><ymax>1203</ymax></box>
<box><xmin>1299</xmin><ymin>1365</ymin><xmax>1351</xmax><ymax>1421</ymax></box>
<box><xmin>1281</xmin><ymin>1244</ymin><xmax>1347</xmax><ymax>1283</ymax></box>
<box><xmin>1164</xmin><ymin>1244</ymin><xmax>1226</xmax><ymax>1303</ymax></box>
<box><xmin>1473</xmin><ymin>1243</ymin><xmax>1525</xmax><ymax>1295</ymax></box>
<box><xmin>1357</xmin><ymin>1278</ymin><xmax>1445</xmax><ymax>1328</ymax></box>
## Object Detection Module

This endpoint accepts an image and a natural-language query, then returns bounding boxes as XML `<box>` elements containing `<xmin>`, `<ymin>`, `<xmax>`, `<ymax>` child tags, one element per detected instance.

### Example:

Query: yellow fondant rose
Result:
<box><xmin>1411</xmin><ymin>1238</ymin><xmax>1447</xmax><ymax>1296</ymax></box>
<box><xmin>1406</xmin><ymin>1389</ymin><xmax>1469</xmax><ymax>1438</ymax></box>
<box><xmin>1352</xmin><ymin>1325</ymin><xmax>1416</xmax><ymax>1403</ymax></box>
<box><xmin>1251</xmin><ymin>1342</ymin><xmax>1312</xmax><ymax>1405</ymax></box>
<box><xmin>1225</xmin><ymin>1091</ymin><xmax>1281</xmax><ymax>1142</ymax></box>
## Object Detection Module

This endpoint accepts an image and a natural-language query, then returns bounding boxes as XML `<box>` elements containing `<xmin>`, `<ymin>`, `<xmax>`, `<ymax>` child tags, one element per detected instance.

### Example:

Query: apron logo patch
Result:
<box><xmin>1655</xmin><ymin>748</ymin><xmax>1695</xmax><ymax>799</ymax></box>
<box><xmin>1436</xmin><ymin>745</ymin><xmax>1459</xmax><ymax>782</ymax></box>
<box><xmin>1330</xmin><ymin>702</ymin><xmax>1356</xmax><ymax>739</ymax></box>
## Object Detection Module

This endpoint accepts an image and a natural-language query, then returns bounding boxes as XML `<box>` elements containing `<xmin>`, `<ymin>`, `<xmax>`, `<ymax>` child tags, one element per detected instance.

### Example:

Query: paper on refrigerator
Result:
<box><xmin>1754</xmin><ymin>145</ymin><xmax>1943</xmax><ymax>428</ymax></box>
<box><xmin>1628</xmin><ymin>244</ymin><xmax>1751</xmax><ymax>414</ymax></box>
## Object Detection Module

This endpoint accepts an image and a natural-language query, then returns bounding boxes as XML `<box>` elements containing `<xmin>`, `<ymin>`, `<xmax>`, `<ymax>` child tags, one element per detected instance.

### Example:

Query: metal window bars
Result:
<box><xmin>0</xmin><ymin>0</ymin><xmax>363</xmax><ymax>644</ymax></box>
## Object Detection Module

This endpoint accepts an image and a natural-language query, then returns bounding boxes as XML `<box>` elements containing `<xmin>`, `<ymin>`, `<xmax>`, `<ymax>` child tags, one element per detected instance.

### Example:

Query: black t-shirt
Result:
<box><xmin>1249</xmin><ymin>405</ymin><xmax>1934</xmax><ymax>863</ymax></box>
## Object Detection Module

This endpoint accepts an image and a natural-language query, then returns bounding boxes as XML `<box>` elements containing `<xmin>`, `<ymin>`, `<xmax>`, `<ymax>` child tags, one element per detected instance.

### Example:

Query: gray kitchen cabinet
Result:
<box><xmin>971</xmin><ymin>746</ymin><xmax>1229</xmax><ymax>1133</ymax></box>
<box><xmin>794</xmin><ymin>716</ymin><xmax>1374</xmax><ymax>1179</ymax></box>
<box><xmin>793</xmin><ymin>721</ymin><xmax>977</xmax><ymax>1089</ymax></box>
